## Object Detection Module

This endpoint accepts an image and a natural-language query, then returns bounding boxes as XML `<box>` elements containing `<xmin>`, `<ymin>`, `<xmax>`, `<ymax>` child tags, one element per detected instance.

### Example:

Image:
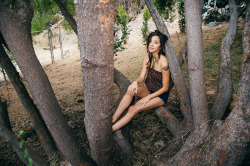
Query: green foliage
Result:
<box><xmin>114</xmin><ymin>5</ymin><xmax>131</xmax><ymax>56</ymax></box>
<box><xmin>31</xmin><ymin>0</ymin><xmax>60</xmax><ymax>35</ymax></box>
<box><xmin>117</xmin><ymin>5</ymin><xmax>130</xmax><ymax>44</ymax></box>
<box><xmin>61</xmin><ymin>18</ymin><xmax>73</xmax><ymax>32</ymax></box>
<box><xmin>141</xmin><ymin>7</ymin><xmax>151</xmax><ymax>40</ymax></box>
<box><xmin>152</xmin><ymin>0</ymin><xmax>176</xmax><ymax>21</ymax></box>
<box><xmin>114</xmin><ymin>26</ymin><xmax>125</xmax><ymax>56</ymax></box>
<box><xmin>18</xmin><ymin>130</ymin><xmax>33</xmax><ymax>166</ymax></box>
<box><xmin>177</xmin><ymin>0</ymin><xmax>185</xmax><ymax>32</ymax></box>
<box><xmin>203</xmin><ymin>10</ymin><xmax>230</xmax><ymax>24</ymax></box>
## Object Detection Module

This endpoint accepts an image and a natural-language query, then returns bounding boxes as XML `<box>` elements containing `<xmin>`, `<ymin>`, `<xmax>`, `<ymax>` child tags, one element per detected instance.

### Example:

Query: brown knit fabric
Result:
<box><xmin>145</xmin><ymin>68</ymin><xmax>163</xmax><ymax>91</ymax></box>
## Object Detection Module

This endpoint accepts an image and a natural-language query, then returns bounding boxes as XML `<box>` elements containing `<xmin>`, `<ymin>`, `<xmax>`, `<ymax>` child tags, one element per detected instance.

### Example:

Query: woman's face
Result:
<box><xmin>148</xmin><ymin>35</ymin><xmax>161</xmax><ymax>54</ymax></box>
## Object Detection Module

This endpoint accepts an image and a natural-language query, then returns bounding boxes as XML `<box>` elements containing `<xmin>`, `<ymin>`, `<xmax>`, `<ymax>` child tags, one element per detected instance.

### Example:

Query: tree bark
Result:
<box><xmin>54</xmin><ymin>2</ymin><xmax>134</xmax><ymax>161</ymax></box>
<box><xmin>210</xmin><ymin>0</ymin><xmax>238</xmax><ymax>120</ymax></box>
<box><xmin>75</xmin><ymin>0</ymin><xmax>117</xmax><ymax>165</ymax></box>
<box><xmin>0</xmin><ymin>1</ymin><xmax>94</xmax><ymax>165</ymax></box>
<box><xmin>0</xmin><ymin>97</ymin><xmax>11</xmax><ymax>130</ymax></box>
<box><xmin>54</xmin><ymin>0</ymin><xmax>78</xmax><ymax>35</ymax></box>
<box><xmin>163</xmin><ymin>42</ymin><xmax>250</xmax><ymax>166</ymax></box>
<box><xmin>0</xmin><ymin>124</ymin><xmax>48</xmax><ymax>166</ymax></box>
<box><xmin>241</xmin><ymin>1</ymin><xmax>249</xmax><ymax>74</ymax></box>
<box><xmin>145</xmin><ymin>0</ymin><xmax>193</xmax><ymax>127</ymax></box>
<box><xmin>185</xmin><ymin>0</ymin><xmax>209</xmax><ymax>133</ymax></box>
<box><xmin>0</xmin><ymin>40</ymin><xmax>57</xmax><ymax>158</ymax></box>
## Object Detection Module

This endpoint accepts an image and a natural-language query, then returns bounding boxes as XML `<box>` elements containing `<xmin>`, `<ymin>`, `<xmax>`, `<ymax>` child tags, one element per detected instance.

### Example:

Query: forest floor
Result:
<box><xmin>0</xmin><ymin>11</ymin><xmax>244</xmax><ymax>165</ymax></box>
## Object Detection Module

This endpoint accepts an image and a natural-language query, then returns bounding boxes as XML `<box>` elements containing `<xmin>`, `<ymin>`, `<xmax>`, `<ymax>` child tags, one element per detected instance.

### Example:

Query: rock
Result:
<box><xmin>208</xmin><ymin>22</ymin><xmax>220</xmax><ymax>26</ymax></box>
<box><xmin>206</xmin><ymin>90</ymin><xmax>216</xmax><ymax>95</ymax></box>
<box><xmin>154</xmin><ymin>140</ymin><xmax>165</xmax><ymax>147</ymax></box>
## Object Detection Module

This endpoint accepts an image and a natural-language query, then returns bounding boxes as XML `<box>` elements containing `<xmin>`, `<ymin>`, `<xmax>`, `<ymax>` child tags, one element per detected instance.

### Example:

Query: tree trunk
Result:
<box><xmin>54</xmin><ymin>0</ymin><xmax>78</xmax><ymax>35</ymax></box>
<box><xmin>185</xmin><ymin>0</ymin><xmax>209</xmax><ymax>133</ymax></box>
<box><xmin>152</xmin><ymin>0</ymin><xmax>250</xmax><ymax>165</ymax></box>
<box><xmin>0</xmin><ymin>97</ymin><xmax>11</xmax><ymax>130</ymax></box>
<box><xmin>210</xmin><ymin>0</ymin><xmax>238</xmax><ymax>120</ymax></box>
<box><xmin>75</xmin><ymin>0</ymin><xmax>117</xmax><ymax>165</ymax></box>
<box><xmin>144</xmin><ymin>0</ymin><xmax>193</xmax><ymax>128</ymax></box>
<box><xmin>0</xmin><ymin>1</ymin><xmax>94</xmax><ymax>165</ymax></box>
<box><xmin>0</xmin><ymin>124</ymin><xmax>48</xmax><ymax>166</ymax></box>
<box><xmin>163</xmin><ymin>41</ymin><xmax>250</xmax><ymax>166</ymax></box>
<box><xmin>0</xmin><ymin>39</ymin><xmax>57</xmax><ymax>158</ymax></box>
<box><xmin>241</xmin><ymin>0</ymin><xmax>250</xmax><ymax>74</ymax></box>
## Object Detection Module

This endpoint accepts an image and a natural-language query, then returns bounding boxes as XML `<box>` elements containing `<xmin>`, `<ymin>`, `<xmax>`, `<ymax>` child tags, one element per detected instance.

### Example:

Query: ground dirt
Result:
<box><xmin>0</xmin><ymin>12</ymin><xmax>241</xmax><ymax>165</ymax></box>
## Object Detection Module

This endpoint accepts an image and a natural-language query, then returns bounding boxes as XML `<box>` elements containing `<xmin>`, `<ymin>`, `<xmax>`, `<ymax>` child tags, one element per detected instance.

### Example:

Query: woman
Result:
<box><xmin>112</xmin><ymin>30</ymin><xmax>171</xmax><ymax>132</ymax></box>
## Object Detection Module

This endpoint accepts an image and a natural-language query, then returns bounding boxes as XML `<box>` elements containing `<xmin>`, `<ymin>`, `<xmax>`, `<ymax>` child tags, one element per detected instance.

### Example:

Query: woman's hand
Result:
<box><xmin>127</xmin><ymin>81</ymin><xmax>138</xmax><ymax>96</ymax></box>
<box><xmin>136</xmin><ymin>96</ymin><xmax>151</xmax><ymax>107</ymax></box>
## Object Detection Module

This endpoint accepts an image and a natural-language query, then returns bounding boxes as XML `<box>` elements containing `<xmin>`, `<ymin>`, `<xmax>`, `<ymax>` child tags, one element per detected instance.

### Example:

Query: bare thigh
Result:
<box><xmin>135</xmin><ymin>86</ymin><xmax>150</xmax><ymax>98</ymax></box>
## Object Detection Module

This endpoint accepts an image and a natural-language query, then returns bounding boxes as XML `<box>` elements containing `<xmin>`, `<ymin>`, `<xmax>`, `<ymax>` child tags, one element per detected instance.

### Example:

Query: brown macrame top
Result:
<box><xmin>145</xmin><ymin>67</ymin><xmax>163</xmax><ymax>91</ymax></box>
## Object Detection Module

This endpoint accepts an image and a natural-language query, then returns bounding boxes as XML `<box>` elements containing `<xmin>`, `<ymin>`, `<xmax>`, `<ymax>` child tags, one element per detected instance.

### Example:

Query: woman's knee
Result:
<box><xmin>126</xmin><ymin>89</ymin><xmax>136</xmax><ymax>97</ymax></box>
<box><xmin>127</xmin><ymin>105</ymin><xmax>138</xmax><ymax>116</ymax></box>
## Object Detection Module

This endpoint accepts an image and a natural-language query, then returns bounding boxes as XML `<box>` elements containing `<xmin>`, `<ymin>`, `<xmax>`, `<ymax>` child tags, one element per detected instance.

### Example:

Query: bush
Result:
<box><xmin>177</xmin><ymin>0</ymin><xmax>185</xmax><ymax>32</ymax></box>
<box><xmin>31</xmin><ymin>12</ymin><xmax>60</xmax><ymax>35</ymax></box>
<box><xmin>141</xmin><ymin>7</ymin><xmax>151</xmax><ymax>40</ymax></box>
<box><xmin>61</xmin><ymin>18</ymin><xmax>73</xmax><ymax>32</ymax></box>
<box><xmin>117</xmin><ymin>5</ymin><xmax>130</xmax><ymax>44</ymax></box>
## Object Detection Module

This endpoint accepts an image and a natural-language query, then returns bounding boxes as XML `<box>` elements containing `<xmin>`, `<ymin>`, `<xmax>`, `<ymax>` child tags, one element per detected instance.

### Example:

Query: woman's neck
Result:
<box><xmin>152</xmin><ymin>53</ymin><xmax>159</xmax><ymax>61</ymax></box>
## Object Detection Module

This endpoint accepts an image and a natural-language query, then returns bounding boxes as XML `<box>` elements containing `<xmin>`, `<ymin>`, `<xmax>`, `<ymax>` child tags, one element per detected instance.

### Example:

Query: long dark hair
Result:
<box><xmin>146</xmin><ymin>30</ymin><xmax>168</xmax><ymax>68</ymax></box>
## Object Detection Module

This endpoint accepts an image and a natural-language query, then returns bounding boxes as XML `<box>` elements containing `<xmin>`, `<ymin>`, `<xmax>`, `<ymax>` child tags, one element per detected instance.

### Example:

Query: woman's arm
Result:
<box><xmin>134</xmin><ymin>56</ymin><xmax>149</xmax><ymax>84</ymax></box>
<box><xmin>127</xmin><ymin>56</ymin><xmax>149</xmax><ymax>95</ymax></box>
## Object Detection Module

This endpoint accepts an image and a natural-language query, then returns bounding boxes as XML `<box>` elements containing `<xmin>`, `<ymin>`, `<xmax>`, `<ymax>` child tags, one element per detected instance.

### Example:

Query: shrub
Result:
<box><xmin>177</xmin><ymin>0</ymin><xmax>185</xmax><ymax>32</ymax></box>
<box><xmin>141</xmin><ymin>7</ymin><xmax>151</xmax><ymax>40</ymax></box>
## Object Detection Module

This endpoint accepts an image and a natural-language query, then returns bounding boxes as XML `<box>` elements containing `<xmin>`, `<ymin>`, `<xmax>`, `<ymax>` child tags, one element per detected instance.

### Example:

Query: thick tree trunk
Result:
<box><xmin>54</xmin><ymin>2</ymin><xmax>134</xmax><ymax>161</ymax></box>
<box><xmin>0</xmin><ymin>1</ymin><xmax>94</xmax><ymax>165</ymax></box>
<box><xmin>210</xmin><ymin>0</ymin><xmax>238</xmax><ymax>120</ymax></box>
<box><xmin>0</xmin><ymin>40</ymin><xmax>57</xmax><ymax>158</ymax></box>
<box><xmin>0</xmin><ymin>124</ymin><xmax>48</xmax><ymax>166</ymax></box>
<box><xmin>0</xmin><ymin>97</ymin><xmax>11</xmax><ymax>130</ymax></box>
<box><xmin>75</xmin><ymin>0</ymin><xmax>117</xmax><ymax>165</ymax></box>
<box><xmin>54</xmin><ymin>0</ymin><xmax>78</xmax><ymax>35</ymax></box>
<box><xmin>241</xmin><ymin>1</ymin><xmax>249</xmax><ymax>77</ymax></box>
<box><xmin>145</xmin><ymin>0</ymin><xmax>193</xmax><ymax>128</ymax></box>
<box><xmin>185</xmin><ymin>0</ymin><xmax>209</xmax><ymax>133</ymax></box>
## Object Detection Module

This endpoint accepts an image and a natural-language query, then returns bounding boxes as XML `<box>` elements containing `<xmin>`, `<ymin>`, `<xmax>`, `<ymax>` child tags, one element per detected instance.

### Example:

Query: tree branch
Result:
<box><xmin>210</xmin><ymin>0</ymin><xmax>238</xmax><ymax>120</ymax></box>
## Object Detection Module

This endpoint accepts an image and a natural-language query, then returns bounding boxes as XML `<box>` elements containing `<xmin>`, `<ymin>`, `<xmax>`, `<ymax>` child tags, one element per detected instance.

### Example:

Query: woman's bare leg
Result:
<box><xmin>112</xmin><ymin>86</ymin><xmax>150</xmax><ymax>123</ymax></box>
<box><xmin>112</xmin><ymin>97</ymin><xmax>164</xmax><ymax>132</ymax></box>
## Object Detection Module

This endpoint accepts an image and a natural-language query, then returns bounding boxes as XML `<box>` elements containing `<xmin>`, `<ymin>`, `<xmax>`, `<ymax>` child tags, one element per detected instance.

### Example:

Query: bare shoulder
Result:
<box><xmin>143</xmin><ymin>55</ymin><xmax>149</xmax><ymax>65</ymax></box>
<box><xmin>159</xmin><ymin>55</ymin><xmax>169</xmax><ymax>66</ymax></box>
<box><xmin>159</xmin><ymin>55</ymin><xmax>169</xmax><ymax>71</ymax></box>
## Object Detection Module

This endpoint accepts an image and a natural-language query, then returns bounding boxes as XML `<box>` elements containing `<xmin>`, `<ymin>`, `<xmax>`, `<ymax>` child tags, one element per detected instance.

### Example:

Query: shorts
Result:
<box><xmin>149</xmin><ymin>90</ymin><xmax>170</xmax><ymax>104</ymax></box>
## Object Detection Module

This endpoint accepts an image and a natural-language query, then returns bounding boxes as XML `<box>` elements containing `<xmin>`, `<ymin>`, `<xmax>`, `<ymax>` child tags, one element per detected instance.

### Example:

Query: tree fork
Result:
<box><xmin>0</xmin><ymin>40</ymin><xmax>57</xmax><ymax>158</ymax></box>
<box><xmin>210</xmin><ymin>0</ymin><xmax>238</xmax><ymax>120</ymax></box>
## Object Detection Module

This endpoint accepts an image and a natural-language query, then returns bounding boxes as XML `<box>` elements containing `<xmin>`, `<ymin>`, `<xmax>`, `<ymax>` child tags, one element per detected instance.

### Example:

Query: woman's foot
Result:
<box><xmin>112</xmin><ymin>116</ymin><xmax>118</xmax><ymax>123</ymax></box>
